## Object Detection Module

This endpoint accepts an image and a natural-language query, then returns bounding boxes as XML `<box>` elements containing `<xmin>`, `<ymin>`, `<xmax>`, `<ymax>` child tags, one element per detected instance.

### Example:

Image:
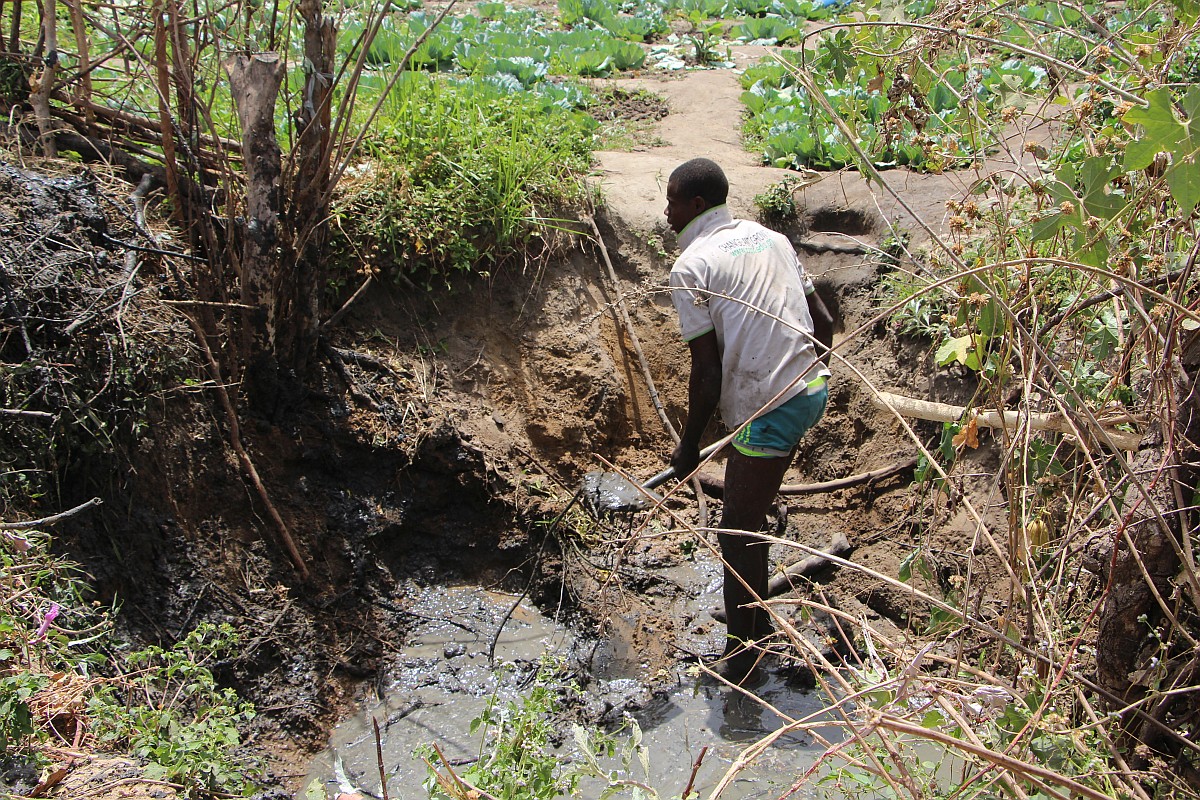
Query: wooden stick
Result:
<box><xmin>184</xmin><ymin>315</ymin><xmax>309</xmax><ymax>580</ymax></box>
<box><xmin>682</xmin><ymin>745</ymin><xmax>708</xmax><ymax>799</ymax></box>
<box><xmin>872</xmin><ymin>390</ymin><xmax>1142</xmax><ymax>451</ymax></box>
<box><xmin>372</xmin><ymin>716</ymin><xmax>389</xmax><ymax>800</ymax></box>
<box><xmin>698</xmin><ymin>458</ymin><xmax>917</xmax><ymax>499</ymax></box>
<box><xmin>0</xmin><ymin>408</ymin><xmax>54</xmax><ymax>420</ymax></box>
<box><xmin>0</xmin><ymin>497</ymin><xmax>101</xmax><ymax>530</ymax></box>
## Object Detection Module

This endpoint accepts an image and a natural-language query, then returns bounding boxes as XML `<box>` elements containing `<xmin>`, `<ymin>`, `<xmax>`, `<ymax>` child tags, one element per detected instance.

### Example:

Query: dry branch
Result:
<box><xmin>29</xmin><ymin>0</ymin><xmax>59</xmax><ymax>156</ymax></box>
<box><xmin>873</xmin><ymin>390</ymin><xmax>1142</xmax><ymax>451</ymax></box>
<box><xmin>0</xmin><ymin>408</ymin><xmax>54</xmax><ymax>419</ymax></box>
<box><xmin>184</xmin><ymin>313</ymin><xmax>309</xmax><ymax>580</ymax></box>
<box><xmin>0</xmin><ymin>497</ymin><xmax>102</xmax><ymax>530</ymax></box>
<box><xmin>3</xmin><ymin>119</ymin><xmax>169</xmax><ymax>190</ymax></box>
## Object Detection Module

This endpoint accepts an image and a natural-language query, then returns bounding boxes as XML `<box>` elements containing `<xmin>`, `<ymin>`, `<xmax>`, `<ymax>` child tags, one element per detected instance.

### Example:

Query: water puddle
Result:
<box><xmin>307</xmin><ymin>575</ymin><xmax>836</xmax><ymax>799</ymax></box>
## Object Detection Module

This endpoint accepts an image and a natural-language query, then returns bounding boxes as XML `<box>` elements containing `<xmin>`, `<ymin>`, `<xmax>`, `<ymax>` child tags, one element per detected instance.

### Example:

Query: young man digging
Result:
<box><xmin>665</xmin><ymin>158</ymin><xmax>835</xmax><ymax>686</ymax></box>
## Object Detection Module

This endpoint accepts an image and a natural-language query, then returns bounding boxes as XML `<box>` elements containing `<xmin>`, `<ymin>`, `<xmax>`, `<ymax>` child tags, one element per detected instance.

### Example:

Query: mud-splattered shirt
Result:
<box><xmin>670</xmin><ymin>205</ymin><xmax>829</xmax><ymax>429</ymax></box>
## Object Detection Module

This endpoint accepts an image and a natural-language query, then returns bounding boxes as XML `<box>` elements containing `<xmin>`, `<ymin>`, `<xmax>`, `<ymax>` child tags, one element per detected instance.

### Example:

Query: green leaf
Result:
<box><xmin>1164</xmin><ymin>0</ymin><xmax>1199</xmax><ymax>23</ymax></box>
<box><xmin>1125</xmin><ymin>137</ymin><xmax>1164</xmax><ymax>172</ymax></box>
<box><xmin>1123</xmin><ymin>89</ymin><xmax>1185</xmax><ymax>158</ymax></box>
<box><xmin>1123</xmin><ymin>88</ymin><xmax>1200</xmax><ymax>212</ymax></box>
<box><xmin>1077</xmin><ymin>156</ymin><xmax>1125</xmax><ymax>220</ymax></box>
<box><xmin>921</xmin><ymin>709</ymin><xmax>946</xmax><ymax>728</ymax></box>
<box><xmin>976</xmin><ymin>299</ymin><xmax>1004</xmax><ymax>337</ymax></box>
<box><xmin>816</xmin><ymin>30</ymin><xmax>857</xmax><ymax>83</ymax></box>
<box><xmin>936</xmin><ymin>334</ymin><xmax>978</xmax><ymax>368</ymax></box>
<box><xmin>1166</xmin><ymin>154</ymin><xmax>1200</xmax><ymax>214</ymax></box>
<box><xmin>1030</xmin><ymin>210</ymin><xmax>1069</xmax><ymax>241</ymax></box>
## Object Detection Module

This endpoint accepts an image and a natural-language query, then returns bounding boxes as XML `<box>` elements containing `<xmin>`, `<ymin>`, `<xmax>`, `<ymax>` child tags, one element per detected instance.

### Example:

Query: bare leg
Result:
<box><xmin>717</xmin><ymin>449</ymin><xmax>791</xmax><ymax>683</ymax></box>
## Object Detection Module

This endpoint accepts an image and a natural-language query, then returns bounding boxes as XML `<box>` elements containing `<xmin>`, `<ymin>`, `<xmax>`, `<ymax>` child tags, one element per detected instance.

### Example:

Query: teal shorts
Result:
<box><xmin>733</xmin><ymin>379</ymin><xmax>828</xmax><ymax>458</ymax></box>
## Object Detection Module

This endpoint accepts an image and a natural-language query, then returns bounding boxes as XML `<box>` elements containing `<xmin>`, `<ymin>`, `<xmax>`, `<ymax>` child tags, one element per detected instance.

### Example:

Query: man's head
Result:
<box><xmin>664</xmin><ymin>158</ymin><xmax>728</xmax><ymax>234</ymax></box>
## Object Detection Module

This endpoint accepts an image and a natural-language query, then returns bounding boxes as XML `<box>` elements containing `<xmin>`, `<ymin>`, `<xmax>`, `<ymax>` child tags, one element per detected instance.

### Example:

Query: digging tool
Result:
<box><xmin>582</xmin><ymin>442</ymin><xmax>722</xmax><ymax>514</ymax></box>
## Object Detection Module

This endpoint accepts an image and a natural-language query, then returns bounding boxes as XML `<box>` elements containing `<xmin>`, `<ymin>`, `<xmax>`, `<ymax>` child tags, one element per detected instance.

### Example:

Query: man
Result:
<box><xmin>665</xmin><ymin>158</ymin><xmax>834</xmax><ymax>686</ymax></box>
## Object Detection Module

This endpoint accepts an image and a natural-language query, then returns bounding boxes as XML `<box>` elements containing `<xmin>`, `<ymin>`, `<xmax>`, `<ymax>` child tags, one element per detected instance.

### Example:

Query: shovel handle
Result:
<box><xmin>641</xmin><ymin>441</ymin><xmax>724</xmax><ymax>492</ymax></box>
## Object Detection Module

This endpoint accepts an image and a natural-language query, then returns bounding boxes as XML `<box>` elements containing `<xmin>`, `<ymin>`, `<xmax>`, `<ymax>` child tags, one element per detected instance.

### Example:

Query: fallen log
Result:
<box><xmin>872</xmin><ymin>390</ymin><xmax>1142</xmax><ymax>451</ymax></box>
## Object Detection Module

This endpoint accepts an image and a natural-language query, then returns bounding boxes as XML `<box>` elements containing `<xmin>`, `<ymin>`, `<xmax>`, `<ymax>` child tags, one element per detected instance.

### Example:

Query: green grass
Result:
<box><xmin>331</xmin><ymin>72</ymin><xmax>596</xmax><ymax>288</ymax></box>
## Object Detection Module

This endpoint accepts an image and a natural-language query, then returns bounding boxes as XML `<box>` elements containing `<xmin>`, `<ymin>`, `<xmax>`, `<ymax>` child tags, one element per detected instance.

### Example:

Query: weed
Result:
<box><xmin>0</xmin><ymin>671</ymin><xmax>39</xmax><ymax>753</ymax></box>
<box><xmin>420</xmin><ymin>661</ymin><xmax>667</xmax><ymax>799</ymax></box>
<box><xmin>646</xmin><ymin>233</ymin><xmax>669</xmax><ymax>259</ymax></box>
<box><xmin>753</xmin><ymin>175</ymin><xmax>808</xmax><ymax>223</ymax></box>
<box><xmin>676</xmin><ymin>536</ymin><xmax>699</xmax><ymax>560</ymax></box>
<box><xmin>1</xmin><ymin>531</ymin><xmax>260</xmax><ymax>795</ymax></box>
<box><xmin>686</xmin><ymin>25</ymin><xmax>729</xmax><ymax>66</ymax></box>
<box><xmin>878</xmin><ymin>228</ymin><xmax>911</xmax><ymax>268</ymax></box>
<box><xmin>331</xmin><ymin>73</ymin><xmax>594</xmax><ymax>289</ymax></box>
<box><xmin>89</xmin><ymin>624</ymin><xmax>260</xmax><ymax>796</ymax></box>
<box><xmin>879</xmin><ymin>270</ymin><xmax>950</xmax><ymax>340</ymax></box>
<box><xmin>420</xmin><ymin>663</ymin><xmax>581</xmax><ymax>800</ymax></box>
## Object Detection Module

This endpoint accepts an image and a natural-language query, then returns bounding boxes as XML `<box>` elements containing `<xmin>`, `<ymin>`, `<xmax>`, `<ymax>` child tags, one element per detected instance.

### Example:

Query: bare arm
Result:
<box><xmin>672</xmin><ymin>330</ymin><xmax>721</xmax><ymax>478</ymax></box>
<box><xmin>808</xmin><ymin>289</ymin><xmax>835</xmax><ymax>366</ymax></box>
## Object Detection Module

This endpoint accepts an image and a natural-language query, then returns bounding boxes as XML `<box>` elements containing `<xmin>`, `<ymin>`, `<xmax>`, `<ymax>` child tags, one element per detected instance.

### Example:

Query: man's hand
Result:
<box><xmin>807</xmin><ymin>289</ymin><xmax>836</xmax><ymax>366</ymax></box>
<box><xmin>671</xmin><ymin>440</ymin><xmax>700</xmax><ymax>479</ymax></box>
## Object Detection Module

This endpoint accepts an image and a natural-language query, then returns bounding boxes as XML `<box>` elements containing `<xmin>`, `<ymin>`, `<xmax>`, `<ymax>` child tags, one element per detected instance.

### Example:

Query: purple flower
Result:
<box><xmin>33</xmin><ymin>603</ymin><xmax>61</xmax><ymax>641</ymax></box>
<box><xmin>3</xmin><ymin>532</ymin><xmax>31</xmax><ymax>552</ymax></box>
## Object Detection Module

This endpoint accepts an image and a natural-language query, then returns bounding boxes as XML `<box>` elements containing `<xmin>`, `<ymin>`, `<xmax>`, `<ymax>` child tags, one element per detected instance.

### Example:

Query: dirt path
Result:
<box><xmin>596</xmin><ymin>46</ymin><xmax>1042</xmax><ymax>257</ymax></box>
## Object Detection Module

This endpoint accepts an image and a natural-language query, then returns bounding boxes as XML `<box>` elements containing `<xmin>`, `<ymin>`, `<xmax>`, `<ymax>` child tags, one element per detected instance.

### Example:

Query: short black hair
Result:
<box><xmin>670</xmin><ymin>158</ymin><xmax>728</xmax><ymax>207</ymax></box>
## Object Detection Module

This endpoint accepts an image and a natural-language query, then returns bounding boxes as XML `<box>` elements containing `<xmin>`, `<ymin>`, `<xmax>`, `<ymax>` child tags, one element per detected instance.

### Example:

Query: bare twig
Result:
<box><xmin>372</xmin><ymin>716</ymin><xmax>390</xmax><ymax>800</ymax></box>
<box><xmin>0</xmin><ymin>408</ymin><xmax>54</xmax><ymax>420</ymax></box>
<box><xmin>871</xmin><ymin>714</ymin><xmax>1116</xmax><ymax>800</ymax></box>
<box><xmin>681</xmin><ymin>745</ymin><xmax>707</xmax><ymax>799</ymax></box>
<box><xmin>322</xmin><ymin>274</ymin><xmax>375</xmax><ymax>332</ymax></box>
<box><xmin>183</xmin><ymin>314</ymin><xmax>310</xmax><ymax>580</ymax></box>
<box><xmin>0</xmin><ymin>497</ymin><xmax>102</xmax><ymax>531</ymax></box>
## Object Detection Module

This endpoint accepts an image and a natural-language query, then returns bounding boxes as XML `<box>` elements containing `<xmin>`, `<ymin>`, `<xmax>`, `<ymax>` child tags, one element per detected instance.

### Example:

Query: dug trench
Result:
<box><xmin>47</xmin><ymin>180</ymin><xmax>989</xmax><ymax>798</ymax></box>
<box><xmin>11</xmin><ymin>58</ymin><xmax>1019</xmax><ymax>796</ymax></box>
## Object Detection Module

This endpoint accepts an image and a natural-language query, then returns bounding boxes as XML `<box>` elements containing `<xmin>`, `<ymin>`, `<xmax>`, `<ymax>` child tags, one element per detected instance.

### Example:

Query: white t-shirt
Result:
<box><xmin>670</xmin><ymin>205</ymin><xmax>829</xmax><ymax>429</ymax></box>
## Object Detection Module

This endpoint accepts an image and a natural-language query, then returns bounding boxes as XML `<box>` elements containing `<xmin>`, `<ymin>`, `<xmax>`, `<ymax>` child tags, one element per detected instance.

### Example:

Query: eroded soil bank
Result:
<box><xmin>2</xmin><ymin>47</ymin><xmax>1019</xmax><ymax>798</ymax></box>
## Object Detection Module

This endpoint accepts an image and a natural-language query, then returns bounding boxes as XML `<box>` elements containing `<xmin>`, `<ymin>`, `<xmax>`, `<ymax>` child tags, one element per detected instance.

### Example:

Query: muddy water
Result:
<box><xmin>307</xmin><ymin>566</ymin><xmax>836</xmax><ymax>799</ymax></box>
